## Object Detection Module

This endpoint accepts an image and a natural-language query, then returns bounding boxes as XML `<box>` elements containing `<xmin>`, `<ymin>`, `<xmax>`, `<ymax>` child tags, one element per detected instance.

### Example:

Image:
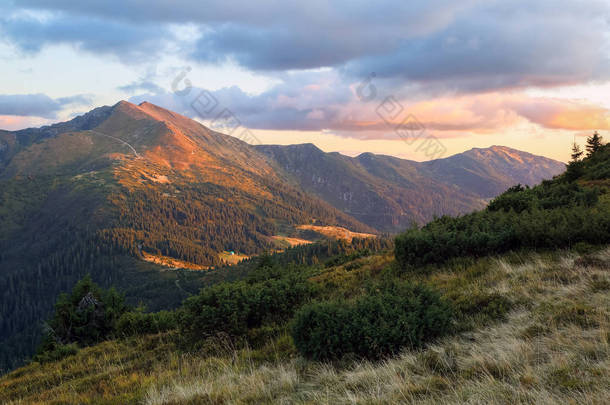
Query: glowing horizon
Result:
<box><xmin>1</xmin><ymin>1</ymin><xmax>609</xmax><ymax>162</ymax></box>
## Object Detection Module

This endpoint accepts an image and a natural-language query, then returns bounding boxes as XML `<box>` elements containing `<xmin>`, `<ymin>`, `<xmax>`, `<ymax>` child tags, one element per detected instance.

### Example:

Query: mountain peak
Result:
<box><xmin>257</xmin><ymin>143</ymin><xmax>324</xmax><ymax>154</ymax></box>
<box><xmin>110</xmin><ymin>101</ymin><xmax>188</xmax><ymax>126</ymax></box>
<box><xmin>488</xmin><ymin>145</ymin><xmax>512</xmax><ymax>152</ymax></box>
<box><xmin>112</xmin><ymin>100</ymin><xmax>142</xmax><ymax>112</ymax></box>
<box><xmin>462</xmin><ymin>145</ymin><xmax>552</xmax><ymax>163</ymax></box>
<box><xmin>134</xmin><ymin>100</ymin><xmax>210</xmax><ymax>133</ymax></box>
<box><xmin>466</xmin><ymin>145</ymin><xmax>518</xmax><ymax>154</ymax></box>
<box><xmin>294</xmin><ymin>143</ymin><xmax>322</xmax><ymax>151</ymax></box>
<box><xmin>357</xmin><ymin>152</ymin><xmax>375</xmax><ymax>159</ymax></box>
<box><xmin>110</xmin><ymin>100</ymin><xmax>150</xmax><ymax>119</ymax></box>
<box><xmin>114</xmin><ymin>100</ymin><xmax>135</xmax><ymax>107</ymax></box>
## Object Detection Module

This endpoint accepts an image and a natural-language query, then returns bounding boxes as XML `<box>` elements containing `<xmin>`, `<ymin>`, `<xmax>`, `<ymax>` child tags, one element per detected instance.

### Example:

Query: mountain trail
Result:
<box><xmin>86</xmin><ymin>130</ymin><xmax>140</xmax><ymax>158</ymax></box>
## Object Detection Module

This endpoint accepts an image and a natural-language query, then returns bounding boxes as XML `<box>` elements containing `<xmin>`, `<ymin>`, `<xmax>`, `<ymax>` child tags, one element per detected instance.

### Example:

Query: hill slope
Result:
<box><xmin>395</xmin><ymin>143</ymin><xmax>610</xmax><ymax>268</ymax></box>
<box><xmin>0</xmin><ymin>124</ymin><xmax>606</xmax><ymax>403</ymax></box>
<box><xmin>1</xmin><ymin>247</ymin><xmax>607</xmax><ymax>404</ymax></box>
<box><xmin>0</xmin><ymin>101</ymin><xmax>370</xmax><ymax>371</ymax></box>
<box><xmin>256</xmin><ymin>144</ymin><xmax>565</xmax><ymax>231</ymax></box>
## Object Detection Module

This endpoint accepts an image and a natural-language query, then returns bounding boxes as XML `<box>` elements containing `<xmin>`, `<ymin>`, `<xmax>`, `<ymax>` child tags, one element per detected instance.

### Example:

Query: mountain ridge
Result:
<box><xmin>1</xmin><ymin>100</ymin><xmax>566</xmax><ymax>232</ymax></box>
<box><xmin>256</xmin><ymin>141</ymin><xmax>565</xmax><ymax>230</ymax></box>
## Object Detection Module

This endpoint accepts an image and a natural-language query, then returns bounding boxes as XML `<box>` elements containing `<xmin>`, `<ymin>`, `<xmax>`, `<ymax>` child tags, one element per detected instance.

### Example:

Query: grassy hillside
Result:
<box><xmin>0</xmin><ymin>247</ymin><xmax>607</xmax><ymax>404</ymax></box>
<box><xmin>1</xmin><ymin>136</ymin><xmax>607</xmax><ymax>404</ymax></box>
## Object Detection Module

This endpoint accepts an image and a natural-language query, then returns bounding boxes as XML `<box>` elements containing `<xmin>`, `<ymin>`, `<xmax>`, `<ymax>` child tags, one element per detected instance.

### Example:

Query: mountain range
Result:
<box><xmin>0</xmin><ymin>100</ymin><xmax>565</xmax><ymax>234</ymax></box>
<box><xmin>0</xmin><ymin>100</ymin><xmax>565</xmax><ymax>370</ymax></box>
<box><xmin>256</xmin><ymin>143</ymin><xmax>564</xmax><ymax>231</ymax></box>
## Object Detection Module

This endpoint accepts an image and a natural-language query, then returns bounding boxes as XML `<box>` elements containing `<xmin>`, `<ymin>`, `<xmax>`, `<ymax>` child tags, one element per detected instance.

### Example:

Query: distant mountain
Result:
<box><xmin>255</xmin><ymin>144</ymin><xmax>565</xmax><ymax>231</ymax></box>
<box><xmin>419</xmin><ymin>145</ymin><xmax>566</xmax><ymax>199</ymax></box>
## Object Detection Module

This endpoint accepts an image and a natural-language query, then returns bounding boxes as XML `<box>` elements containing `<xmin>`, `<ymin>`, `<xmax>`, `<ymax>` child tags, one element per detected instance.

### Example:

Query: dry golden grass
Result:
<box><xmin>271</xmin><ymin>235</ymin><xmax>314</xmax><ymax>248</ymax></box>
<box><xmin>141</xmin><ymin>251</ymin><xmax>211</xmax><ymax>270</ymax></box>
<box><xmin>1</xmin><ymin>248</ymin><xmax>608</xmax><ymax>404</ymax></box>
<box><xmin>296</xmin><ymin>225</ymin><xmax>376</xmax><ymax>242</ymax></box>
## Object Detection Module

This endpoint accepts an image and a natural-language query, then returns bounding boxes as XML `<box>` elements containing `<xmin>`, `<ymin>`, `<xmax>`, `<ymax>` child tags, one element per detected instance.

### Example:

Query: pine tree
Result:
<box><xmin>571</xmin><ymin>142</ymin><xmax>583</xmax><ymax>162</ymax></box>
<box><xmin>585</xmin><ymin>131</ymin><xmax>604</xmax><ymax>156</ymax></box>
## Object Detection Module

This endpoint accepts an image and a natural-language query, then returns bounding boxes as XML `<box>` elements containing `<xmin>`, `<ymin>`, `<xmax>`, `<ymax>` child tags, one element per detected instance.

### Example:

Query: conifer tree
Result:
<box><xmin>585</xmin><ymin>131</ymin><xmax>604</xmax><ymax>156</ymax></box>
<box><xmin>571</xmin><ymin>142</ymin><xmax>583</xmax><ymax>162</ymax></box>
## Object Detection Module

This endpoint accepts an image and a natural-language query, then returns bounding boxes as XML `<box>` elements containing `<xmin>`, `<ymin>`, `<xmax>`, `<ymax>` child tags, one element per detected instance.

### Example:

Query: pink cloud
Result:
<box><xmin>325</xmin><ymin>93</ymin><xmax>610</xmax><ymax>139</ymax></box>
<box><xmin>508</xmin><ymin>98</ymin><xmax>610</xmax><ymax>130</ymax></box>
<box><xmin>0</xmin><ymin>115</ymin><xmax>54</xmax><ymax>131</ymax></box>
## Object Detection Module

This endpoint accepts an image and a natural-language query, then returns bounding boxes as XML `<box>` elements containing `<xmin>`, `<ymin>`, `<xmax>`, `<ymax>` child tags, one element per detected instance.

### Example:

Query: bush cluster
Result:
<box><xmin>396</xmin><ymin>145</ymin><xmax>610</xmax><ymax>268</ymax></box>
<box><xmin>291</xmin><ymin>283</ymin><xmax>453</xmax><ymax>360</ymax></box>
<box><xmin>397</xmin><ymin>204</ymin><xmax>610</xmax><ymax>268</ymax></box>
<box><xmin>41</xmin><ymin>275</ymin><xmax>127</xmax><ymax>348</ymax></box>
<box><xmin>116</xmin><ymin>309</ymin><xmax>177</xmax><ymax>336</ymax></box>
<box><xmin>179</xmin><ymin>276</ymin><xmax>316</xmax><ymax>347</ymax></box>
<box><xmin>36</xmin><ymin>275</ymin><xmax>178</xmax><ymax>362</ymax></box>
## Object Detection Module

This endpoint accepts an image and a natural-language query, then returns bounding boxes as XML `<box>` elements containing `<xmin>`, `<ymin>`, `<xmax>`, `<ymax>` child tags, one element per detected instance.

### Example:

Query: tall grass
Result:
<box><xmin>1</xmin><ymin>248</ymin><xmax>608</xmax><ymax>404</ymax></box>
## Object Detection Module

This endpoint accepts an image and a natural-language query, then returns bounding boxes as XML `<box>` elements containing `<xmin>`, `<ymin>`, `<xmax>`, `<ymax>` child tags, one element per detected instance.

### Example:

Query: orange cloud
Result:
<box><xmin>509</xmin><ymin>98</ymin><xmax>610</xmax><ymax>130</ymax></box>
<box><xmin>330</xmin><ymin>93</ymin><xmax>610</xmax><ymax>138</ymax></box>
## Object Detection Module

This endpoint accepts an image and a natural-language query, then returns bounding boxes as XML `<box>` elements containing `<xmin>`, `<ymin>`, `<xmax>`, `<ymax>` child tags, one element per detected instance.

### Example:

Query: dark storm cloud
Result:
<box><xmin>191</xmin><ymin>24</ymin><xmax>375</xmax><ymax>71</ymax></box>
<box><xmin>8</xmin><ymin>1</ymin><xmax>472</xmax><ymax>70</ymax></box>
<box><xmin>345</xmin><ymin>0</ymin><xmax>610</xmax><ymax>91</ymax></box>
<box><xmin>0</xmin><ymin>12</ymin><xmax>173</xmax><ymax>62</ymax></box>
<box><xmin>7</xmin><ymin>0</ymin><xmax>610</xmax><ymax>90</ymax></box>
<box><xmin>4</xmin><ymin>0</ymin><xmax>610</xmax><ymax>130</ymax></box>
<box><xmin>0</xmin><ymin>94</ymin><xmax>92</xmax><ymax>118</ymax></box>
<box><xmin>14</xmin><ymin>0</ymin><xmax>464</xmax><ymax>29</ymax></box>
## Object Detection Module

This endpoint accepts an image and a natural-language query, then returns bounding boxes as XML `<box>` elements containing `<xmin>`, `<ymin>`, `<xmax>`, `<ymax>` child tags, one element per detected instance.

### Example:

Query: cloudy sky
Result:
<box><xmin>1</xmin><ymin>0</ymin><xmax>609</xmax><ymax>161</ymax></box>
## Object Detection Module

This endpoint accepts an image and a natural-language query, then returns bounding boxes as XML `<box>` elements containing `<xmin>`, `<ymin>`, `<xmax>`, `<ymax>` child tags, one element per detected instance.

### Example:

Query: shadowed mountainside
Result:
<box><xmin>256</xmin><ymin>143</ymin><xmax>565</xmax><ymax>231</ymax></box>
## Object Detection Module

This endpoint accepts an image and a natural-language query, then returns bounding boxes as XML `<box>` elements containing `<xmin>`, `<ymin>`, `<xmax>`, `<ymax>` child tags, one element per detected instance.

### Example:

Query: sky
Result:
<box><xmin>1</xmin><ymin>0</ymin><xmax>609</xmax><ymax>162</ymax></box>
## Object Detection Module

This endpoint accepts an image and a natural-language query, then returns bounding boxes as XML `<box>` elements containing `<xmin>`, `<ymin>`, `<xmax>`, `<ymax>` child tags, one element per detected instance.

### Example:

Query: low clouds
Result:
<box><xmin>0</xmin><ymin>93</ymin><xmax>91</xmax><ymax>118</ymax></box>
<box><xmin>510</xmin><ymin>98</ymin><xmax>610</xmax><ymax>131</ymax></box>
<box><xmin>127</xmin><ymin>71</ymin><xmax>351</xmax><ymax>131</ymax></box>
<box><xmin>125</xmin><ymin>68</ymin><xmax>610</xmax><ymax>139</ymax></box>
<box><xmin>118</xmin><ymin>80</ymin><xmax>165</xmax><ymax>94</ymax></box>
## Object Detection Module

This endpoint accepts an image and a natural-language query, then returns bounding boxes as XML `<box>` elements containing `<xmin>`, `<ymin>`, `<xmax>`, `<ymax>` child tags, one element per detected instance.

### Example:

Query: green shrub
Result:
<box><xmin>395</xmin><ymin>205</ymin><xmax>610</xmax><ymax>268</ymax></box>
<box><xmin>291</xmin><ymin>283</ymin><xmax>453</xmax><ymax>361</ymax></box>
<box><xmin>32</xmin><ymin>342</ymin><xmax>78</xmax><ymax>364</ymax></box>
<box><xmin>324</xmin><ymin>249</ymin><xmax>371</xmax><ymax>268</ymax></box>
<box><xmin>179</xmin><ymin>276</ymin><xmax>316</xmax><ymax>347</ymax></box>
<box><xmin>116</xmin><ymin>309</ymin><xmax>177</xmax><ymax>336</ymax></box>
<box><xmin>487</xmin><ymin>183</ymin><xmax>598</xmax><ymax>213</ymax></box>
